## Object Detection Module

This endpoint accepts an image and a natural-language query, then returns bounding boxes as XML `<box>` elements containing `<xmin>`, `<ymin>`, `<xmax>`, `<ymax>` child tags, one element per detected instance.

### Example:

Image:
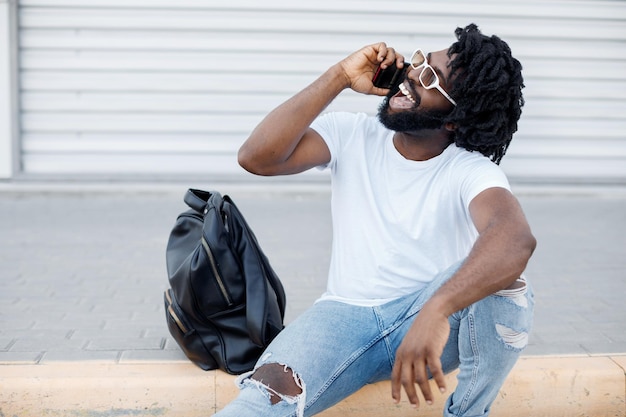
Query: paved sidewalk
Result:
<box><xmin>0</xmin><ymin>182</ymin><xmax>625</xmax><ymax>364</ymax></box>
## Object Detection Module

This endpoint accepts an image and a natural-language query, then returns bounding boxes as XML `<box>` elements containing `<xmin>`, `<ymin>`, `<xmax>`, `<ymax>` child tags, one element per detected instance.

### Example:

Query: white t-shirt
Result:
<box><xmin>310</xmin><ymin>112</ymin><xmax>511</xmax><ymax>306</ymax></box>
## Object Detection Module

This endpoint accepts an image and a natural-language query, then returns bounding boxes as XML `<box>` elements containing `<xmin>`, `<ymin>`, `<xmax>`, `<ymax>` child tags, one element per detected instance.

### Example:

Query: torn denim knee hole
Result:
<box><xmin>237</xmin><ymin>360</ymin><xmax>307</xmax><ymax>417</ymax></box>
<box><xmin>494</xmin><ymin>278</ymin><xmax>528</xmax><ymax>308</ymax></box>
<box><xmin>495</xmin><ymin>323</ymin><xmax>529</xmax><ymax>349</ymax></box>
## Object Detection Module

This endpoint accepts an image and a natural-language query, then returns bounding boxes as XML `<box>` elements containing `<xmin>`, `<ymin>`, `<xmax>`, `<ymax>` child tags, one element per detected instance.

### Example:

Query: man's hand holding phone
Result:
<box><xmin>337</xmin><ymin>42</ymin><xmax>405</xmax><ymax>96</ymax></box>
<box><xmin>372</xmin><ymin>61</ymin><xmax>409</xmax><ymax>93</ymax></box>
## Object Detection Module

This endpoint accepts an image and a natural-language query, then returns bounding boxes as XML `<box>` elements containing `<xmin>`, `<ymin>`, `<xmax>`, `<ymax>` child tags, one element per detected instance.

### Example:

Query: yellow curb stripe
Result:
<box><xmin>0</xmin><ymin>355</ymin><xmax>624</xmax><ymax>417</ymax></box>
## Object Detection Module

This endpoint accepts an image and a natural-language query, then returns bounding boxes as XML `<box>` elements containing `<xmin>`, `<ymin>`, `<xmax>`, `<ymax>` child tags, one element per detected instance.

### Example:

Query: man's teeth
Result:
<box><xmin>399</xmin><ymin>83</ymin><xmax>415</xmax><ymax>104</ymax></box>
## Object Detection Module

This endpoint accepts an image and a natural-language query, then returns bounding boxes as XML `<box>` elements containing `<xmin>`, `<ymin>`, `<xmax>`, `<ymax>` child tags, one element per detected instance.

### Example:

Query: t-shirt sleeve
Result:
<box><xmin>309</xmin><ymin>112</ymin><xmax>365</xmax><ymax>171</ymax></box>
<box><xmin>459</xmin><ymin>155</ymin><xmax>511</xmax><ymax>210</ymax></box>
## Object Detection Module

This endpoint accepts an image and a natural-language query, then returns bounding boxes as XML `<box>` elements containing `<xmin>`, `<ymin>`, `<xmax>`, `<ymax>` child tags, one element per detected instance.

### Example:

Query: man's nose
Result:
<box><xmin>406</xmin><ymin>65</ymin><xmax>426</xmax><ymax>88</ymax></box>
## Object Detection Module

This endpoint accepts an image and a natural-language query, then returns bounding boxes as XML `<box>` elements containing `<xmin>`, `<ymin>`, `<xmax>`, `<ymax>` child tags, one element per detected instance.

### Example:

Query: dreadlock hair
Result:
<box><xmin>445</xmin><ymin>24</ymin><xmax>524</xmax><ymax>164</ymax></box>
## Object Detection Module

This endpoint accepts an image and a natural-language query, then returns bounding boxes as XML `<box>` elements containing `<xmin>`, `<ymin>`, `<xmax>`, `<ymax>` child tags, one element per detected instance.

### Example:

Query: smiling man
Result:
<box><xmin>214</xmin><ymin>24</ymin><xmax>535</xmax><ymax>417</ymax></box>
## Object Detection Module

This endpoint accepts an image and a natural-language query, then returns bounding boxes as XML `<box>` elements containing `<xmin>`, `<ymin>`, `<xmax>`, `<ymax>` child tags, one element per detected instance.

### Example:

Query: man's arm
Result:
<box><xmin>238</xmin><ymin>43</ymin><xmax>404</xmax><ymax>176</ymax></box>
<box><xmin>391</xmin><ymin>187</ymin><xmax>536</xmax><ymax>408</ymax></box>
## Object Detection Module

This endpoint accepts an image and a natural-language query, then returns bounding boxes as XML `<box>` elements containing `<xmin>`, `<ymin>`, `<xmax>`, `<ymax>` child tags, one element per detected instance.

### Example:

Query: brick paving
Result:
<box><xmin>0</xmin><ymin>184</ymin><xmax>625</xmax><ymax>364</ymax></box>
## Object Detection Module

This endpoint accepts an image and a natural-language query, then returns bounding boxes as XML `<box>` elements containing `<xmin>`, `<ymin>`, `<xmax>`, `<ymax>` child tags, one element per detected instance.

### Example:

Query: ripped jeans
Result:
<box><xmin>213</xmin><ymin>262</ymin><xmax>534</xmax><ymax>417</ymax></box>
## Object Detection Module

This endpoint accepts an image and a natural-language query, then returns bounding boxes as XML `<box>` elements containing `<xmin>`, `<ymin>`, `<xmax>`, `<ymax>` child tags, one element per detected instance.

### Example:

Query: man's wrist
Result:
<box><xmin>325</xmin><ymin>63</ymin><xmax>351</xmax><ymax>91</ymax></box>
<box><xmin>422</xmin><ymin>295</ymin><xmax>455</xmax><ymax>318</ymax></box>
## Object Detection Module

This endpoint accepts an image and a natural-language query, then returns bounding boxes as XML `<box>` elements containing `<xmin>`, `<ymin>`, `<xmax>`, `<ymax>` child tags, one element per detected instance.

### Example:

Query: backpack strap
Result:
<box><xmin>223</xmin><ymin>196</ymin><xmax>286</xmax><ymax>347</ymax></box>
<box><xmin>188</xmin><ymin>189</ymin><xmax>285</xmax><ymax>348</ymax></box>
<box><xmin>185</xmin><ymin>189</ymin><xmax>215</xmax><ymax>213</ymax></box>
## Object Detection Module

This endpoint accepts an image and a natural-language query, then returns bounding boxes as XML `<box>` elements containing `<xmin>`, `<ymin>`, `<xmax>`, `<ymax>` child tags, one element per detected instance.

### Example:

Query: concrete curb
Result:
<box><xmin>1</xmin><ymin>355</ymin><xmax>624</xmax><ymax>417</ymax></box>
<box><xmin>1</xmin><ymin>180</ymin><xmax>626</xmax><ymax>197</ymax></box>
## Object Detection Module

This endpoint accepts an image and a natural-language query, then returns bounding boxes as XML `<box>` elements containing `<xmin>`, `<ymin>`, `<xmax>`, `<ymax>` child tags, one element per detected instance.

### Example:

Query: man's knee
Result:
<box><xmin>495</xmin><ymin>277</ymin><xmax>529</xmax><ymax>307</ymax></box>
<box><xmin>493</xmin><ymin>278</ymin><xmax>532</xmax><ymax>349</ymax></box>
<box><xmin>251</xmin><ymin>363</ymin><xmax>304</xmax><ymax>405</ymax></box>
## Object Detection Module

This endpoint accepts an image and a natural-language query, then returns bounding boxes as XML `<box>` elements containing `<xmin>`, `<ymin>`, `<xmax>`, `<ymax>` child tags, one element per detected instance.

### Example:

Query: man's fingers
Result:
<box><xmin>392</xmin><ymin>347</ymin><xmax>448</xmax><ymax>408</ymax></box>
<box><xmin>375</xmin><ymin>43</ymin><xmax>399</xmax><ymax>69</ymax></box>
<box><xmin>391</xmin><ymin>361</ymin><xmax>421</xmax><ymax>408</ymax></box>
<box><xmin>413</xmin><ymin>360</ymin><xmax>433</xmax><ymax>405</ymax></box>
<box><xmin>429</xmin><ymin>357</ymin><xmax>447</xmax><ymax>395</ymax></box>
<box><xmin>390</xmin><ymin>361</ymin><xmax>402</xmax><ymax>403</ymax></box>
<box><xmin>375</xmin><ymin>42</ymin><xmax>388</xmax><ymax>63</ymax></box>
<box><xmin>402</xmin><ymin>365</ymin><xmax>420</xmax><ymax>408</ymax></box>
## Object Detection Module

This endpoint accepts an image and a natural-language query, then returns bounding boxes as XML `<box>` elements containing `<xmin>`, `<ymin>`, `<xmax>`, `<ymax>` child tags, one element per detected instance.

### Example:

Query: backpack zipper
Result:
<box><xmin>165</xmin><ymin>290</ymin><xmax>189</xmax><ymax>334</ymax></box>
<box><xmin>201</xmin><ymin>236</ymin><xmax>233</xmax><ymax>306</ymax></box>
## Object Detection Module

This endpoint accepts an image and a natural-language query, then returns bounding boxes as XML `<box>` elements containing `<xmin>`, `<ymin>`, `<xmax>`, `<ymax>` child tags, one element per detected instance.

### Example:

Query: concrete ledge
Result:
<box><xmin>1</xmin><ymin>355</ymin><xmax>624</xmax><ymax>417</ymax></box>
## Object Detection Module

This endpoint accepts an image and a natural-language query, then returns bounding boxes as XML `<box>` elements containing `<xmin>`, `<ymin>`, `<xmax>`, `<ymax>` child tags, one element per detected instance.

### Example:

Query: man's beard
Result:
<box><xmin>377</xmin><ymin>96</ymin><xmax>449</xmax><ymax>132</ymax></box>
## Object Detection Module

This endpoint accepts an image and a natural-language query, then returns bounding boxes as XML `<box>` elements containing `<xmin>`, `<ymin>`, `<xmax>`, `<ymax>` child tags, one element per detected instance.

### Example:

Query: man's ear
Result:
<box><xmin>445</xmin><ymin>122</ymin><xmax>457</xmax><ymax>132</ymax></box>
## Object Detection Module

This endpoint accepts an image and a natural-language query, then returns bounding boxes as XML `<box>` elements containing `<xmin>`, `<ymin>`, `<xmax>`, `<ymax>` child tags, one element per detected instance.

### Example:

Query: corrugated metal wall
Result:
<box><xmin>16</xmin><ymin>0</ymin><xmax>626</xmax><ymax>183</ymax></box>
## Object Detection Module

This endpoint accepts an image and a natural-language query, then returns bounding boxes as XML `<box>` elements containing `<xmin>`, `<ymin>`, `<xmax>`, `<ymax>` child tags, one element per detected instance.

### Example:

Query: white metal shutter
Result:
<box><xmin>17</xmin><ymin>0</ymin><xmax>626</xmax><ymax>183</ymax></box>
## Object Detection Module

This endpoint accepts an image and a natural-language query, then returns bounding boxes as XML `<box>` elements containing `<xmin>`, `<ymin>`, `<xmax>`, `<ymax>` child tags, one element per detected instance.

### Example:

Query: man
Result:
<box><xmin>215</xmin><ymin>24</ymin><xmax>536</xmax><ymax>417</ymax></box>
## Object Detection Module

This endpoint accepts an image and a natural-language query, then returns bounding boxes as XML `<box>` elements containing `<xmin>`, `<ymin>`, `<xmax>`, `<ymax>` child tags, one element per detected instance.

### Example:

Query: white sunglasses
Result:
<box><xmin>410</xmin><ymin>49</ymin><xmax>457</xmax><ymax>106</ymax></box>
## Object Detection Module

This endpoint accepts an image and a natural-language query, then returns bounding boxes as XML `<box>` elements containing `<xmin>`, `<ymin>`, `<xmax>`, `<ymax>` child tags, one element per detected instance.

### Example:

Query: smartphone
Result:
<box><xmin>372</xmin><ymin>61</ymin><xmax>408</xmax><ymax>92</ymax></box>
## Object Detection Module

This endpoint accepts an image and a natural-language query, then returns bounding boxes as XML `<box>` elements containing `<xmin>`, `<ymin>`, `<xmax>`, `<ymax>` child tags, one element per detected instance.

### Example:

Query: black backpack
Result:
<box><xmin>164</xmin><ymin>189</ymin><xmax>286</xmax><ymax>374</ymax></box>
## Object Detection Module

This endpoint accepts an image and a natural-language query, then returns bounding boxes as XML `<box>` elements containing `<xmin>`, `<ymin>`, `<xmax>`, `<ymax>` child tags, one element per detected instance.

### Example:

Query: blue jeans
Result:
<box><xmin>213</xmin><ymin>262</ymin><xmax>534</xmax><ymax>417</ymax></box>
